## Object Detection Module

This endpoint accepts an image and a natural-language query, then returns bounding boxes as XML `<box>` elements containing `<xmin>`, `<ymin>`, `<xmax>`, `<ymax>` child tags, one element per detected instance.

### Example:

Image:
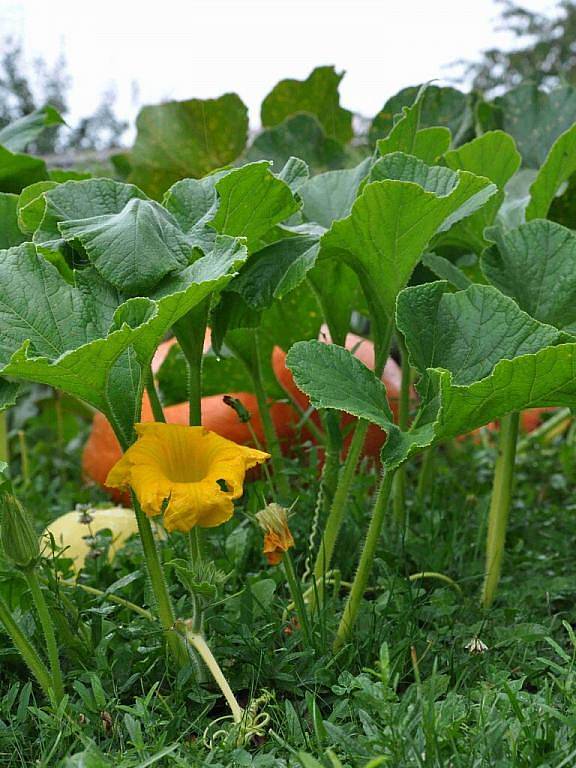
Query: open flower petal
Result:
<box><xmin>106</xmin><ymin>423</ymin><xmax>270</xmax><ymax>532</ymax></box>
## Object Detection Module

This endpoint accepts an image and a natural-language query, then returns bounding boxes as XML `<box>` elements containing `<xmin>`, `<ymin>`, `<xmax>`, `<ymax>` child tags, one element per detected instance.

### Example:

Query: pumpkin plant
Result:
<box><xmin>287</xmin><ymin>279</ymin><xmax>576</xmax><ymax>647</ymax></box>
<box><xmin>291</xmin><ymin>124</ymin><xmax>497</xmax><ymax>594</ymax></box>
<box><xmin>424</xmin><ymin>118</ymin><xmax>576</xmax><ymax>607</ymax></box>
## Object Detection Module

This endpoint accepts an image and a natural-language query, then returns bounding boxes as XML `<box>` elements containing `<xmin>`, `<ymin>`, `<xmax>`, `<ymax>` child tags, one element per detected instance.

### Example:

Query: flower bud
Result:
<box><xmin>256</xmin><ymin>503</ymin><xmax>294</xmax><ymax>565</ymax></box>
<box><xmin>1</xmin><ymin>492</ymin><xmax>39</xmax><ymax>570</ymax></box>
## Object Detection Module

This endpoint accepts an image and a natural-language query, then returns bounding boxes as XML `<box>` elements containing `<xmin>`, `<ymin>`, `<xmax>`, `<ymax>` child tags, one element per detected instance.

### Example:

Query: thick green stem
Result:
<box><xmin>312</xmin><ymin>316</ymin><xmax>394</xmax><ymax>595</ymax></box>
<box><xmin>283</xmin><ymin>550</ymin><xmax>314</xmax><ymax>650</ymax></box>
<box><xmin>0</xmin><ymin>592</ymin><xmax>54</xmax><ymax>701</ymax></box>
<box><xmin>393</xmin><ymin>336</ymin><xmax>411</xmax><ymax>529</ymax></box>
<box><xmin>250</xmin><ymin>332</ymin><xmax>289</xmax><ymax>499</ymax></box>
<box><xmin>24</xmin><ymin>569</ymin><xmax>64</xmax><ymax>703</ymax></box>
<box><xmin>313</xmin><ymin>419</ymin><xmax>369</xmax><ymax>588</ymax></box>
<box><xmin>481</xmin><ymin>411</ymin><xmax>520</xmax><ymax>608</ymax></box>
<box><xmin>132</xmin><ymin>496</ymin><xmax>188</xmax><ymax>667</ymax></box>
<box><xmin>182</xmin><ymin>628</ymin><xmax>244</xmax><ymax>724</ymax></box>
<box><xmin>145</xmin><ymin>367</ymin><xmax>166</xmax><ymax>423</ymax></box>
<box><xmin>0</xmin><ymin>410</ymin><xmax>8</xmax><ymax>464</ymax></box>
<box><xmin>173</xmin><ymin>299</ymin><xmax>210</xmax><ymax>427</ymax></box>
<box><xmin>334</xmin><ymin>469</ymin><xmax>396</xmax><ymax>650</ymax></box>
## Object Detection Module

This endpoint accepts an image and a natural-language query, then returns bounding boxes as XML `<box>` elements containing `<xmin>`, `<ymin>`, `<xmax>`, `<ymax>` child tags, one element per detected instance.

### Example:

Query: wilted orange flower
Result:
<box><xmin>256</xmin><ymin>503</ymin><xmax>294</xmax><ymax>565</ymax></box>
<box><xmin>106</xmin><ymin>423</ymin><xmax>269</xmax><ymax>533</ymax></box>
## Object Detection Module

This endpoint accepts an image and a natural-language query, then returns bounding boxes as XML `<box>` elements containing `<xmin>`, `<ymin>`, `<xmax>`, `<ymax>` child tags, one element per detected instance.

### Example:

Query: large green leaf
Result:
<box><xmin>210</xmin><ymin>162</ymin><xmax>299</xmax><ymax>250</ymax></box>
<box><xmin>299</xmin><ymin>159</ymin><xmax>371</xmax><ymax>229</ymax></box>
<box><xmin>0</xmin><ymin>193</ymin><xmax>28</xmax><ymax>248</ymax></box>
<box><xmin>58</xmin><ymin>198</ymin><xmax>192</xmax><ymax>294</ymax></box>
<box><xmin>0</xmin><ymin>106</ymin><xmax>65</xmax><ymax>153</ymax></box>
<box><xmin>246</xmin><ymin>114</ymin><xmax>347</xmax><ymax>173</ymax></box>
<box><xmin>320</xmin><ymin>167</ymin><xmax>497</xmax><ymax>320</ymax></box>
<box><xmin>482</xmin><ymin>84</ymin><xmax>576</xmax><ymax>169</ymax></box>
<box><xmin>128</xmin><ymin>94</ymin><xmax>249</xmax><ymax>198</ymax></box>
<box><xmin>0</xmin><ymin>239</ymin><xmax>247</xmax><ymax>444</ymax></box>
<box><xmin>0</xmin><ymin>243</ymin><xmax>155</xmax><ymax>413</ymax></box>
<box><xmin>0</xmin><ymin>146</ymin><xmax>48</xmax><ymax>193</ymax></box>
<box><xmin>370</xmin><ymin>85</ymin><xmax>472</xmax><ymax>146</ymax></box>
<box><xmin>526</xmin><ymin>123</ymin><xmax>576</xmax><ymax>221</ymax></box>
<box><xmin>261</xmin><ymin>66</ymin><xmax>353</xmax><ymax>144</ymax></box>
<box><xmin>482</xmin><ymin>220</ymin><xmax>576</xmax><ymax>331</ymax></box>
<box><xmin>287</xmin><ymin>282</ymin><xmax>576</xmax><ymax>470</ymax></box>
<box><xmin>390</xmin><ymin>282</ymin><xmax>576</xmax><ymax>460</ymax></box>
<box><xmin>34</xmin><ymin>178</ymin><xmax>148</xmax><ymax>252</ymax></box>
<box><xmin>440</xmin><ymin>131</ymin><xmax>521</xmax><ymax>253</ymax></box>
<box><xmin>286</xmin><ymin>340</ymin><xmax>393</xmax><ymax>424</ymax></box>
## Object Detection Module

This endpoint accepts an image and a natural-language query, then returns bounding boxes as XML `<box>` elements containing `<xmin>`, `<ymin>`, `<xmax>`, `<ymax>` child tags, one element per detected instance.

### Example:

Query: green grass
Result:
<box><xmin>1</xmin><ymin>403</ymin><xmax>576</xmax><ymax>767</ymax></box>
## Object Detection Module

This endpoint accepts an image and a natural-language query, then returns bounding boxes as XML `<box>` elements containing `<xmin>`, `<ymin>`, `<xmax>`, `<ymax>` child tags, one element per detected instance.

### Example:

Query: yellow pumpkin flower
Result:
<box><xmin>256</xmin><ymin>503</ymin><xmax>294</xmax><ymax>565</ymax></box>
<box><xmin>106</xmin><ymin>423</ymin><xmax>270</xmax><ymax>533</ymax></box>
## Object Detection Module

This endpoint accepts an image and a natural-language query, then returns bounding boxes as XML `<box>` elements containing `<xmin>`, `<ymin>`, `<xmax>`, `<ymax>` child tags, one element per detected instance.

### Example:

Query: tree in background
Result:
<box><xmin>462</xmin><ymin>0</ymin><xmax>576</xmax><ymax>94</ymax></box>
<box><xmin>0</xmin><ymin>37</ymin><xmax>127</xmax><ymax>152</ymax></box>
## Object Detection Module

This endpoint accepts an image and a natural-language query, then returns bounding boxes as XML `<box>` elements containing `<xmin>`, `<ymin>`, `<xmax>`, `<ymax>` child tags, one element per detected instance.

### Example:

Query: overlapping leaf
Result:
<box><xmin>299</xmin><ymin>159</ymin><xmax>371</xmax><ymax>229</ymax></box>
<box><xmin>210</xmin><ymin>162</ymin><xmax>300</xmax><ymax>250</ymax></box>
<box><xmin>0</xmin><ymin>193</ymin><xmax>28</xmax><ymax>248</ymax></box>
<box><xmin>128</xmin><ymin>94</ymin><xmax>249</xmax><ymax>198</ymax></box>
<box><xmin>370</xmin><ymin>85</ymin><xmax>472</xmax><ymax>146</ymax></box>
<box><xmin>441</xmin><ymin>131</ymin><xmax>521</xmax><ymax>253</ymax></box>
<box><xmin>287</xmin><ymin>282</ymin><xmax>576</xmax><ymax>470</ymax></box>
<box><xmin>58</xmin><ymin>198</ymin><xmax>193</xmax><ymax>294</ymax></box>
<box><xmin>246</xmin><ymin>114</ymin><xmax>347</xmax><ymax>173</ymax></box>
<box><xmin>0</xmin><ymin>146</ymin><xmax>48</xmax><ymax>193</ymax></box>
<box><xmin>34</xmin><ymin>178</ymin><xmax>148</xmax><ymax>252</ymax></box>
<box><xmin>0</xmin><ymin>238</ymin><xmax>247</xmax><ymax>444</ymax></box>
<box><xmin>375</xmin><ymin>86</ymin><xmax>451</xmax><ymax>163</ymax></box>
<box><xmin>481</xmin><ymin>84</ymin><xmax>576</xmax><ymax>169</ymax></box>
<box><xmin>526</xmin><ymin>123</ymin><xmax>576</xmax><ymax>221</ymax></box>
<box><xmin>483</xmin><ymin>220</ymin><xmax>576</xmax><ymax>331</ymax></box>
<box><xmin>261</xmin><ymin>66</ymin><xmax>353</xmax><ymax>144</ymax></box>
<box><xmin>320</xmin><ymin>161</ymin><xmax>497</xmax><ymax>320</ymax></box>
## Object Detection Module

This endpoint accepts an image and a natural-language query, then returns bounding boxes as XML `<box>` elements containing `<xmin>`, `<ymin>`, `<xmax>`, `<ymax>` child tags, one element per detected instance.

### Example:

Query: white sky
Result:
<box><xmin>0</xmin><ymin>0</ymin><xmax>561</xmax><ymax>132</ymax></box>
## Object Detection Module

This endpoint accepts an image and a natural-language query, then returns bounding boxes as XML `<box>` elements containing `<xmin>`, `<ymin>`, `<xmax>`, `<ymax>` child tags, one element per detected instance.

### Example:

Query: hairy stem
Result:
<box><xmin>283</xmin><ymin>550</ymin><xmax>314</xmax><ymax>650</ymax></box>
<box><xmin>0</xmin><ymin>592</ymin><xmax>54</xmax><ymax>702</ymax></box>
<box><xmin>24</xmin><ymin>569</ymin><xmax>64</xmax><ymax>703</ymax></box>
<box><xmin>334</xmin><ymin>468</ymin><xmax>396</xmax><ymax>650</ymax></box>
<box><xmin>133</xmin><ymin>495</ymin><xmax>188</xmax><ymax>667</ymax></box>
<box><xmin>250</xmin><ymin>331</ymin><xmax>289</xmax><ymax>499</ymax></box>
<box><xmin>173</xmin><ymin>299</ymin><xmax>210</xmax><ymax>428</ymax></box>
<box><xmin>145</xmin><ymin>367</ymin><xmax>166</xmax><ymax>423</ymax></box>
<box><xmin>312</xmin><ymin>419</ymin><xmax>369</xmax><ymax>593</ymax></box>
<box><xmin>481</xmin><ymin>411</ymin><xmax>520</xmax><ymax>609</ymax></box>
